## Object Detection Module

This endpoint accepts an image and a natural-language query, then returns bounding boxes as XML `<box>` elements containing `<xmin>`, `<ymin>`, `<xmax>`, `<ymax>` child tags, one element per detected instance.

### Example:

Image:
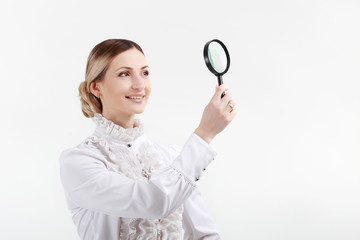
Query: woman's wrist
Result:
<box><xmin>194</xmin><ymin>128</ymin><xmax>214</xmax><ymax>144</ymax></box>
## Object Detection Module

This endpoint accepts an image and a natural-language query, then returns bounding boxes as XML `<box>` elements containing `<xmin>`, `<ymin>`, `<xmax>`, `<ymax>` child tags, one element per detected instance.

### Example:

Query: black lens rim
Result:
<box><xmin>203</xmin><ymin>39</ymin><xmax>230</xmax><ymax>76</ymax></box>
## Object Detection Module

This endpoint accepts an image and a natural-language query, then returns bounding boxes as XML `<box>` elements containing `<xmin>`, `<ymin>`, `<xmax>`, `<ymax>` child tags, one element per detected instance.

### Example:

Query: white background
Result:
<box><xmin>0</xmin><ymin>0</ymin><xmax>359</xmax><ymax>239</ymax></box>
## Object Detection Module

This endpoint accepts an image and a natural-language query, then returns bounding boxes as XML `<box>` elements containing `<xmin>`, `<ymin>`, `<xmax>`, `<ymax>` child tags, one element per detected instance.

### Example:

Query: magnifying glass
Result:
<box><xmin>203</xmin><ymin>39</ymin><xmax>230</xmax><ymax>98</ymax></box>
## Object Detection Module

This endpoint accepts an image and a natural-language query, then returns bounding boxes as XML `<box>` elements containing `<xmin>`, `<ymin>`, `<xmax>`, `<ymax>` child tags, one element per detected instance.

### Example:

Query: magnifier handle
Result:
<box><xmin>218</xmin><ymin>75</ymin><xmax>225</xmax><ymax>98</ymax></box>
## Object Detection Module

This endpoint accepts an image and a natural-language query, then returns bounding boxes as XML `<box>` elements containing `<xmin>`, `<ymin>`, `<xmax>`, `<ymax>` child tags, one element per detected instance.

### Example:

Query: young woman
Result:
<box><xmin>59</xmin><ymin>39</ymin><xmax>236</xmax><ymax>240</ymax></box>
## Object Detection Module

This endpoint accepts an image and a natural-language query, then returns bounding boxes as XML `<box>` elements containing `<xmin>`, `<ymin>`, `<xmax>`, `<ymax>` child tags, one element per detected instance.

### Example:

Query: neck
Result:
<box><xmin>102</xmin><ymin>110</ymin><xmax>135</xmax><ymax>129</ymax></box>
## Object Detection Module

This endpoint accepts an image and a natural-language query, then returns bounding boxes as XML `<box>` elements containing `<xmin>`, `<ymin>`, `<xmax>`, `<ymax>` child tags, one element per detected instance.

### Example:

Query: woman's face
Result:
<box><xmin>95</xmin><ymin>48</ymin><xmax>151</xmax><ymax>119</ymax></box>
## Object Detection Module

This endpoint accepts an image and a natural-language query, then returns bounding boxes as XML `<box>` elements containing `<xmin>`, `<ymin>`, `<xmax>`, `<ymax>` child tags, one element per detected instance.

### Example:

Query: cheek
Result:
<box><xmin>104</xmin><ymin>81</ymin><xmax>127</xmax><ymax>100</ymax></box>
<box><xmin>146</xmin><ymin>80</ymin><xmax>152</xmax><ymax>93</ymax></box>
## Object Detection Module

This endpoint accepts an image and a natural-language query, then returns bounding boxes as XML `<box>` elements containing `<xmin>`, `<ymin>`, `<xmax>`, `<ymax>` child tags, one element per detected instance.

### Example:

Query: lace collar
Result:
<box><xmin>92</xmin><ymin>113</ymin><xmax>144</xmax><ymax>142</ymax></box>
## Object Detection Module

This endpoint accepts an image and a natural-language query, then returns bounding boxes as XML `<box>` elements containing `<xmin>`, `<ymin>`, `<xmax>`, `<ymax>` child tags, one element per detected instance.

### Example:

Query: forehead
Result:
<box><xmin>109</xmin><ymin>48</ymin><xmax>147</xmax><ymax>69</ymax></box>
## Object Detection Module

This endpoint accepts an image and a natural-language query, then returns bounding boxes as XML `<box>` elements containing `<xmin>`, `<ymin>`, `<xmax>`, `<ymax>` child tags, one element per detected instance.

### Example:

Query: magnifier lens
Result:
<box><xmin>208</xmin><ymin>42</ymin><xmax>227</xmax><ymax>73</ymax></box>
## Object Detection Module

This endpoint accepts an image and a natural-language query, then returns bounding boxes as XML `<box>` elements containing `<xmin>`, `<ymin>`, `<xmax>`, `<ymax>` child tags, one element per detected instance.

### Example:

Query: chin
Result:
<box><xmin>133</xmin><ymin>110</ymin><xmax>145</xmax><ymax>114</ymax></box>
<box><xmin>132</xmin><ymin>107</ymin><xmax>146</xmax><ymax>114</ymax></box>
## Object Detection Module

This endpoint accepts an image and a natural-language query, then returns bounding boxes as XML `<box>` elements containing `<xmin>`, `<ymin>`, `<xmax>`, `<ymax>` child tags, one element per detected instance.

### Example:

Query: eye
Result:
<box><xmin>142</xmin><ymin>70</ymin><xmax>149</xmax><ymax>76</ymax></box>
<box><xmin>119</xmin><ymin>71</ymin><xmax>130</xmax><ymax>77</ymax></box>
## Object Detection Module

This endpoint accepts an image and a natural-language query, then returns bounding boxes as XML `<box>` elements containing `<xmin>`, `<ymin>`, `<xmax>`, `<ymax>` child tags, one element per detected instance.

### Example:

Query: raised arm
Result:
<box><xmin>59</xmin><ymin>133</ymin><xmax>215</xmax><ymax>219</ymax></box>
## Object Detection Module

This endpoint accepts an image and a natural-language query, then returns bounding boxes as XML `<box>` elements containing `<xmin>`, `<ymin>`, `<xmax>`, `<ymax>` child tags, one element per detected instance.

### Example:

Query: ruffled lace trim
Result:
<box><xmin>85</xmin><ymin>133</ymin><xmax>183</xmax><ymax>240</ymax></box>
<box><xmin>84</xmin><ymin>135</ymin><xmax>166</xmax><ymax>180</ymax></box>
<box><xmin>120</xmin><ymin>206</ymin><xmax>184</xmax><ymax>239</ymax></box>
<box><xmin>92</xmin><ymin>113</ymin><xmax>144</xmax><ymax>142</ymax></box>
<box><xmin>84</xmin><ymin>122</ymin><xmax>184</xmax><ymax>238</ymax></box>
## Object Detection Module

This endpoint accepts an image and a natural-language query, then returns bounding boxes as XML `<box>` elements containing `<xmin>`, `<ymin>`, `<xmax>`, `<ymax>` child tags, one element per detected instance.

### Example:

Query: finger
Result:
<box><xmin>229</xmin><ymin>107</ymin><xmax>238</xmax><ymax>117</ymax></box>
<box><xmin>212</xmin><ymin>84</ymin><xmax>229</xmax><ymax>101</ymax></box>
<box><xmin>228</xmin><ymin>99</ymin><xmax>237</xmax><ymax>108</ymax></box>
<box><xmin>226</xmin><ymin>100</ymin><xmax>236</xmax><ymax>111</ymax></box>
<box><xmin>226</xmin><ymin>104</ymin><xmax>234</xmax><ymax>113</ymax></box>
<box><xmin>220</xmin><ymin>92</ymin><xmax>233</xmax><ymax>108</ymax></box>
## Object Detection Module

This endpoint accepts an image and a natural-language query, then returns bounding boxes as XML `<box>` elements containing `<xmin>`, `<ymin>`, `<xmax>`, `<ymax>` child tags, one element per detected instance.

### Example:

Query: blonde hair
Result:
<box><xmin>78</xmin><ymin>39</ymin><xmax>144</xmax><ymax>117</ymax></box>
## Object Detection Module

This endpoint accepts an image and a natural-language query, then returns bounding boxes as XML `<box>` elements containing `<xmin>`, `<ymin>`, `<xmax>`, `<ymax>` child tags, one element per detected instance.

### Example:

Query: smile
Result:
<box><xmin>125</xmin><ymin>96</ymin><xmax>145</xmax><ymax>99</ymax></box>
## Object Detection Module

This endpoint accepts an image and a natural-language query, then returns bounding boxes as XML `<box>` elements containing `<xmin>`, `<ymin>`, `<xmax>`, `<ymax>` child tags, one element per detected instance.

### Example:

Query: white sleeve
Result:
<box><xmin>59</xmin><ymin>133</ymin><xmax>216</xmax><ymax>219</ymax></box>
<box><xmin>182</xmin><ymin>188</ymin><xmax>221</xmax><ymax>240</ymax></box>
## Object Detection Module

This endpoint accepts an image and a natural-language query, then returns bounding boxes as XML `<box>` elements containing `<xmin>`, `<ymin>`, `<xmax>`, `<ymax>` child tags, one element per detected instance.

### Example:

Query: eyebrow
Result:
<box><xmin>116</xmin><ymin>66</ymin><xmax>149</xmax><ymax>71</ymax></box>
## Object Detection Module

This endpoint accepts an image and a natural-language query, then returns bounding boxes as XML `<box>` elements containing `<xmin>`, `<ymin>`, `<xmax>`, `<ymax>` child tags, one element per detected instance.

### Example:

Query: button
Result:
<box><xmin>157</xmin><ymin>229</ymin><xmax>162</xmax><ymax>239</ymax></box>
<box><xmin>195</xmin><ymin>177</ymin><xmax>199</xmax><ymax>181</ymax></box>
<box><xmin>203</xmin><ymin>168</ymin><xmax>206</xmax><ymax>171</ymax></box>
<box><xmin>127</xmin><ymin>144</ymin><xmax>132</xmax><ymax>147</ymax></box>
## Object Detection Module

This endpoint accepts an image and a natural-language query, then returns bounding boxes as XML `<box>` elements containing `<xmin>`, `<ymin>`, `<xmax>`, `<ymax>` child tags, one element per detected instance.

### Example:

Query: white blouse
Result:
<box><xmin>59</xmin><ymin>113</ymin><xmax>221</xmax><ymax>240</ymax></box>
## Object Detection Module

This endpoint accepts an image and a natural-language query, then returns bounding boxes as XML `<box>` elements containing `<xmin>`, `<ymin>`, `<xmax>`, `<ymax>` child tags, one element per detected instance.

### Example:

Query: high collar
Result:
<box><xmin>92</xmin><ymin>113</ymin><xmax>144</xmax><ymax>142</ymax></box>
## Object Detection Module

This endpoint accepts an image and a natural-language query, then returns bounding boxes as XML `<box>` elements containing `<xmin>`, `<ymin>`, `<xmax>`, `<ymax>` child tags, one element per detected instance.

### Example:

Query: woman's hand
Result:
<box><xmin>194</xmin><ymin>84</ymin><xmax>237</xmax><ymax>144</ymax></box>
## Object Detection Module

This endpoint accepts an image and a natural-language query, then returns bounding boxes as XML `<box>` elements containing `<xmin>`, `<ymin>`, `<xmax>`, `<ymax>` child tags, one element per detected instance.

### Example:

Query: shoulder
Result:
<box><xmin>59</xmin><ymin>138</ymin><xmax>106</xmax><ymax>169</ymax></box>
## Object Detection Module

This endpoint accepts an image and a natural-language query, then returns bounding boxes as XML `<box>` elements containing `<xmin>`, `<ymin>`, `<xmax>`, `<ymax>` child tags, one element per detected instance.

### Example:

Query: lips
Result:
<box><xmin>125</xmin><ymin>94</ymin><xmax>145</xmax><ymax>103</ymax></box>
<box><xmin>125</xmin><ymin>95</ymin><xmax>145</xmax><ymax>99</ymax></box>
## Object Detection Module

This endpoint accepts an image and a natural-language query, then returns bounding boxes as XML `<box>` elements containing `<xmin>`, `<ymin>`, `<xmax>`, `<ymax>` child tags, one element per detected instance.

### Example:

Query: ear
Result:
<box><xmin>89</xmin><ymin>81</ymin><xmax>102</xmax><ymax>98</ymax></box>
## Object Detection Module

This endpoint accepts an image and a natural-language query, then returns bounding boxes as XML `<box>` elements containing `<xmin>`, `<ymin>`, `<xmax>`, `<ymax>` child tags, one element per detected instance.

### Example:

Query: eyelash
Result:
<box><xmin>118</xmin><ymin>71</ymin><xmax>149</xmax><ymax>77</ymax></box>
<box><xmin>119</xmin><ymin>72</ymin><xmax>130</xmax><ymax>77</ymax></box>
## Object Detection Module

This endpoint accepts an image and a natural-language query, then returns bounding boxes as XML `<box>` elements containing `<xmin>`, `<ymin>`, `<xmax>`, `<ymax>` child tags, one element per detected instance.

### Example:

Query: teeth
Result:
<box><xmin>128</xmin><ymin>96</ymin><xmax>143</xmax><ymax>99</ymax></box>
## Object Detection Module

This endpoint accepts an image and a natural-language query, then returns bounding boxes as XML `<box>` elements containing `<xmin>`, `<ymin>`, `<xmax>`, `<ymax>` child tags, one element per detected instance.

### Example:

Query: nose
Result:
<box><xmin>131</xmin><ymin>74</ymin><xmax>145</xmax><ymax>90</ymax></box>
